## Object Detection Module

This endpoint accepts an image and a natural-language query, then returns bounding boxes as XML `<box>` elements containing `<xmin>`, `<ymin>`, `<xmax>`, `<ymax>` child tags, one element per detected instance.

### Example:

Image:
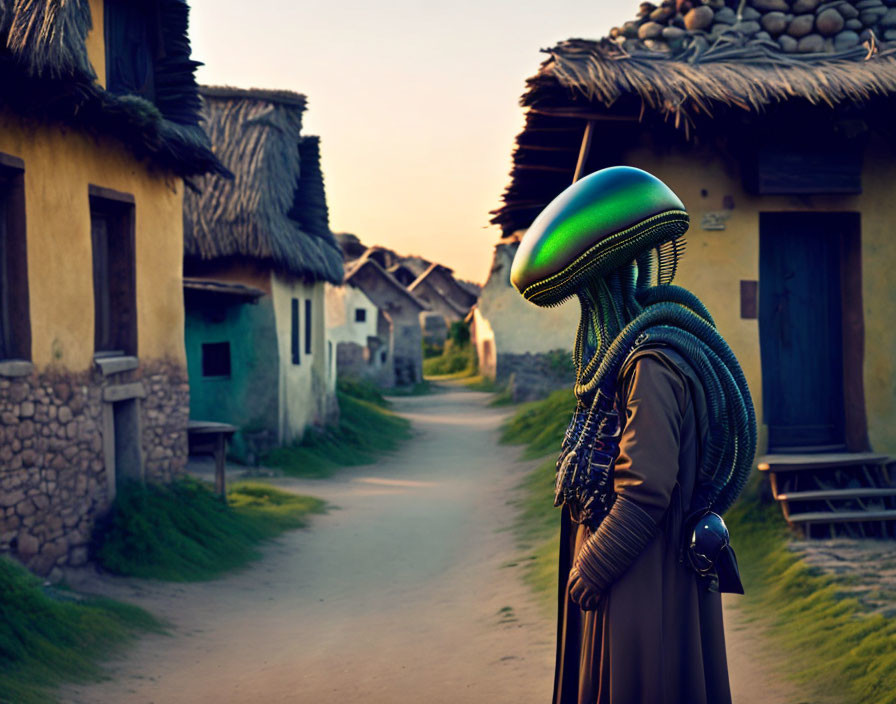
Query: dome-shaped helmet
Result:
<box><xmin>510</xmin><ymin>166</ymin><xmax>689</xmax><ymax>307</ymax></box>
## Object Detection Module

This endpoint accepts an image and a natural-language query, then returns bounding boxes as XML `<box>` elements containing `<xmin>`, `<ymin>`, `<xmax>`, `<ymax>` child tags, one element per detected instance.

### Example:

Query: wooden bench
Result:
<box><xmin>187</xmin><ymin>421</ymin><xmax>237</xmax><ymax>498</ymax></box>
<box><xmin>757</xmin><ymin>452</ymin><xmax>896</xmax><ymax>538</ymax></box>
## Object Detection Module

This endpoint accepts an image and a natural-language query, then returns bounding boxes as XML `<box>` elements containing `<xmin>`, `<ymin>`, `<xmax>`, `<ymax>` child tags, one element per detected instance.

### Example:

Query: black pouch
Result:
<box><xmin>682</xmin><ymin>509</ymin><xmax>744</xmax><ymax>595</ymax></box>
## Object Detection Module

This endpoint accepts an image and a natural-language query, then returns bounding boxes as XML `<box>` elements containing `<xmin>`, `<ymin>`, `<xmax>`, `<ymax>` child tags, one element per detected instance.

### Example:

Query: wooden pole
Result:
<box><xmin>572</xmin><ymin>120</ymin><xmax>595</xmax><ymax>183</ymax></box>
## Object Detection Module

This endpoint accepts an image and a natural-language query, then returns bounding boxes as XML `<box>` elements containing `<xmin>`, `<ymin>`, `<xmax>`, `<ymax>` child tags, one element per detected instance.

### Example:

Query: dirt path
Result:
<box><xmin>58</xmin><ymin>385</ymin><xmax>802</xmax><ymax>704</ymax></box>
<box><xmin>59</xmin><ymin>388</ymin><xmax>554</xmax><ymax>703</ymax></box>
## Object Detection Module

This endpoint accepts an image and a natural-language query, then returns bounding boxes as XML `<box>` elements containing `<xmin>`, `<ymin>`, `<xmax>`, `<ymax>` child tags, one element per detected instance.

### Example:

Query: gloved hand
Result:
<box><xmin>570</xmin><ymin>495</ymin><xmax>657</xmax><ymax>607</ymax></box>
<box><xmin>568</xmin><ymin>565</ymin><xmax>603</xmax><ymax>611</ymax></box>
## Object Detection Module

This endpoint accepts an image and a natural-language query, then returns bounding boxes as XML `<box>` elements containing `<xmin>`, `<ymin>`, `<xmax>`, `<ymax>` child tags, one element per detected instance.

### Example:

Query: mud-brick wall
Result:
<box><xmin>0</xmin><ymin>361</ymin><xmax>189</xmax><ymax>577</ymax></box>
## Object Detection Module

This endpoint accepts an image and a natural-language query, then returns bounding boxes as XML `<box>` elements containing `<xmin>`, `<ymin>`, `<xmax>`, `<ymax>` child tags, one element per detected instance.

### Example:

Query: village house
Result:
<box><xmin>407</xmin><ymin>263</ymin><xmax>478</xmax><ymax>323</ymax></box>
<box><xmin>325</xmin><ymin>278</ymin><xmax>390</xmax><ymax>387</ymax></box>
<box><xmin>0</xmin><ymin>0</ymin><xmax>224</xmax><ymax>575</ymax></box>
<box><xmin>339</xmin><ymin>254</ymin><xmax>429</xmax><ymax>387</ymax></box>
<box><xmin>183</xmin><ymin>87</ymin><xmax>343</xmax><ymax>460</ymax></box>
<box><xmin>482</xmin><ymin>0</ymin><xmax>896</xmax><ymax>533</ymax></box>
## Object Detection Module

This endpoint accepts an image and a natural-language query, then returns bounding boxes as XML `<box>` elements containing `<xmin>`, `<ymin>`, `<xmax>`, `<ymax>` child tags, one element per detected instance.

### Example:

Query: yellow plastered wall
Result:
<box><xmin>0</xmin><ymin>111</ymin><xmax>186</xmax><ymax>370</ymax></box>
<box><xmin>85</xmin><ymin>0</ymin><xmax>106</xmax><ymax>88</ymax></box>
<box><xmin>626</xmin><ymin>135</ymin><xmax>896</xmax><ymax>455</ymax></box>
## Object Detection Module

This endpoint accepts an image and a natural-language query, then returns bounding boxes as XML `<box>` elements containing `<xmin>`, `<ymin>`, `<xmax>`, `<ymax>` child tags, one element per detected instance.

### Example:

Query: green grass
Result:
<box><xmin>265</xmin><ymin>390</ymin><xmax>412</xmax><ymax>478</ymax></box>
<box><xmin>502</xmin><ymin>393</ymin><xmax>896</xmax><ymax>703</ymax></box>
<box><xmin>336</xmin><ymin>376</ymin><xmax>390</xmax><ymax>408</ymax></box>
<box><xmin>0</xmin><ymin>556</ymin><xmax>161</xmax><ymax>704</ymax></box>
<box><xmin>385</xmin><ymin>380</ymin><xmax>436</xmax><ymax>396</ymax></box>
<box><xmin>92</xmin><ymin>478</ymin><xmax>326</xmax><ymax>581</ymax></box>
<box><xmin>500</xmin><ymin>387</ymin><xmax>575</xmax><ymax>458</ymax></box>
<box><xmin>423</xmin><ymin>340</ymin><xmax>477</xmax><ymax>378</ymax></box>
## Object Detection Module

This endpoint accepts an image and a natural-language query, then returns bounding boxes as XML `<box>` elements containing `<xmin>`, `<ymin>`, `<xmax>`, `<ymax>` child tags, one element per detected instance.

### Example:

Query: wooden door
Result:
<box><xmin>759</xmin><ymin>212</ymin><xmax>852</xmax><ymax>451</ymax></box>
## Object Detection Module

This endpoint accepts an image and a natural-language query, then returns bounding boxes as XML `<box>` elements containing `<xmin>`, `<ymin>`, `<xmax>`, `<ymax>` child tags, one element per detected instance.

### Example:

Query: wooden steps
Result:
<box><xmin>757</xmin><ymin>452</ymin><xmax>896</xmax><ymax>538</ymax></box>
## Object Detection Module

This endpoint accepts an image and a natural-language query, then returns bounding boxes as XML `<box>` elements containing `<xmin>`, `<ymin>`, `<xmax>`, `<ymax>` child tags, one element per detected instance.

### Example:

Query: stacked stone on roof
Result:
<box><xmin>608</xmin><ymin>0</ymin><xmax>896</xmax><ymax>55</ymax></box>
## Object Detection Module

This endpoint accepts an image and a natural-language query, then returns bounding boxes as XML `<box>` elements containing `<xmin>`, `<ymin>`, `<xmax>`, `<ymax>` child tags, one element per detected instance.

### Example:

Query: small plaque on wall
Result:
<box><xmin>740</xmin><ymin>280</ymin><xmax>758</xmax><ymax>319</ymax></box>
<box><xmin>701</xmin><ymin>212</ymin><xmax>730</xmax><ymax>231</ymax></box>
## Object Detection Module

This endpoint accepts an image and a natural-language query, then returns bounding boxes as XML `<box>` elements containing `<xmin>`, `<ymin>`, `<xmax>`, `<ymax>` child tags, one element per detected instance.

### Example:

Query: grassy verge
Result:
<box><xmin>502</xmin><ymin>393</ymin><xmax>896</xmax><ymax>703</ymax></box>
<box><xmin>0</xmin><ymin>557</ymin><xmax>161</xmax><ymax>704</ymax></box>
<box><xmin>422</xmin><ymin>340</ymin><xmax>477</xmax><ymax>378</ymax></box>
<box><xmin>92</xmin><ymin>479</ymin><xmax>326</xmax><ymax>581</ymax></box>
<box><xmin>265</xmin><ymin>384</ymin><xmax>412</xmax><ymax>478</ymax></box>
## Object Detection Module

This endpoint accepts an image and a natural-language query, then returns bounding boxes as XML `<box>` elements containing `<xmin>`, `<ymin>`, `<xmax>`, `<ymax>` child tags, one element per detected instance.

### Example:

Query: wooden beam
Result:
<box><xmin>513</xmin><ymin>164</ymin><xmax>574</xmax><ymax>174</ymax></box>
<box><xmin>572</xmin><ymin>120</ymin><xmax>595</xmax><ymax>183</ymax></box>
<box><xmin>529</xmin><ymin>106</ymin><xmax>639</xmax><ymax>122</ymax></box>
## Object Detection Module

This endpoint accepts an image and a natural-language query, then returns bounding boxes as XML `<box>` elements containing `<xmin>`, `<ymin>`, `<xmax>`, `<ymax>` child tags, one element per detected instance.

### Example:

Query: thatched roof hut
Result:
<box><xmin>491</xmin><ymin>0</ymin><xmax>896</xmax><ymax>235</ymax></box>
<box><xmin>0</xmin><ymin>0</ymin><xmax>224</xmax><ymax>177</ymax></box>
<box><xmin>183</xmin><ymin>87</ymin><xmax>344</xmax><ymax>284</ymax></box>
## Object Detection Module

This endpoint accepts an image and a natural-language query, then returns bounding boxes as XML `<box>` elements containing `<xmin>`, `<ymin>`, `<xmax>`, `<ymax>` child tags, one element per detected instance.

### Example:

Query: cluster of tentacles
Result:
<box><xmin>554</xmin><ymin>248</ymin><xmax>757</xmax><ymax>529</ymax></box>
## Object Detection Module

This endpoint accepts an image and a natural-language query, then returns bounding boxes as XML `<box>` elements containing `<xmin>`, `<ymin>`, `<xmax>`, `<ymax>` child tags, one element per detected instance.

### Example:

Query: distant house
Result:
<box><xmin>0</xmin><ymin>0</ymin><xmax>223</xmax><ymax>575</ymax></box>
<box><xmin>407</xmin><ymin>263</ymin><xmax>478</xmax><ymax>322</ymax></box>
<box><xmin>183</xmin><ymin>87</ymin><xmax>343</xmax><ymax>460</ymax></box>
<box><xmin>340</xmin><ymin>255</ymin><xmax>428</xmax><ymax>386</ymax></box>
<box><xmin>325</xmin><ymin>280</ymin><xmax>390</xmax><ymax>387</ymax></box>
<box><xmin>484</xmin><ymin>3</ymin><xmax>896</xmax><ymax>455</ymax></box>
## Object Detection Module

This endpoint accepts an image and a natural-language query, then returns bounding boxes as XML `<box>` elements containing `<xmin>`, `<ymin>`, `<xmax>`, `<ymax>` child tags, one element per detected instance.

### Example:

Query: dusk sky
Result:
<box><xmin>188</xmin><ymin>1</ymin><xmax>634</xmax><ymax>283</ymax></box>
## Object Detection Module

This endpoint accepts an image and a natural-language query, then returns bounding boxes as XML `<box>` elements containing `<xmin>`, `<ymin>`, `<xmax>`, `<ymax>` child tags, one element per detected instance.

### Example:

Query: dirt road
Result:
<box><xmin>59</xmin><ymin>386</ymin><xmax>802</xmax><ymax>704</ymax></box>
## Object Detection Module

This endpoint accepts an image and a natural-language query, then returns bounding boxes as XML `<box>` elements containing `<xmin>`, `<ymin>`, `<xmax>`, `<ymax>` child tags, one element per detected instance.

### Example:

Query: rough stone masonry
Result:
<box><xmin>0</xmin><ymin>360</ymin><xmax>189</xmax><ymax>577</ymax></box>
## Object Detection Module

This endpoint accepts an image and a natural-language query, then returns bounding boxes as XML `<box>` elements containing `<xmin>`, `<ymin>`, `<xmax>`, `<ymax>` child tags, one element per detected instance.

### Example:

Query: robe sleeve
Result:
<box><xmin>572</xmin><ymin>353</ymin><xmax>687</xmax><ymax>593</ymax></box>
<box><xmin>613</xmin><ymin>353</ymin><xmax>687</xmax><ymax>524</ymax></box>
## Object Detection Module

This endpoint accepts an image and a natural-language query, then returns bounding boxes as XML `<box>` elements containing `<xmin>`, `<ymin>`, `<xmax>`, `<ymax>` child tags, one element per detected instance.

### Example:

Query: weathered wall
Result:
<box><xmin>0</xmin><ymin>103</ymin><xmax>188</xmax><ymax>575</ymax></box>
<box><xmin>627</xmin><ymin>134</ymin><xmax>895</xmax><ymax>455</ymax></box>
<box><xmin>270</xmin><ymin>275</ymin><xmax>335</xmax><ymax>444</ymax></box>
<box><xmin>325</xmin><ymin>283</ymin><xmax>379</xmax><ymax>348</ymax></box>
<box><xmin>477</xmin><ymin>241</ymin><xmax>579</xmax><ymax>362</ymax></box>
<box><xmin>0</xmin><ymin>111</ymin><xmax>186</xmax><ymax>369</ymax></box>
<box><xmin>0</xmin><ymin>361</ymin><xmax>187</xmax><ymax>577</ymax></box>
<box><xmin>325</xmin><ymin>283</ymin><xmax>394</xmax><ymax>386</ymax></box>
<box><xmin>184</xmin><ymin>294</ymin><xmax>280</xmax><ymax>462</ymax></box>
<box><xmin>349</xmin><ymin>267</ymin><xmax>424</xmax><ymax>386</ymax></box>
<box><xmin>478</xmin><ymin>134</ymin><xmax>896</xmax><ymax>456</ymax></box>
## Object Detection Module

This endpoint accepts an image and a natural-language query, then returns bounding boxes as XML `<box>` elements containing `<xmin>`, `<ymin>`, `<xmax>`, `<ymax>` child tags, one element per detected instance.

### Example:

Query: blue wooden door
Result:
<box><xmin>759</xmin><ymin>212</ymin><xmax>849</xmax><ymax>451</ymax></box>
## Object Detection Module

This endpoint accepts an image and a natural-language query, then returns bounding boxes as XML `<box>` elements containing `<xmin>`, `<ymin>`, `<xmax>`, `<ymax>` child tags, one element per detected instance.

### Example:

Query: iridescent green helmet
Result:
<box><xmin>510</xmin><ymin>166</ymin><xmax>689</xmax><ymax>306</ymax></box>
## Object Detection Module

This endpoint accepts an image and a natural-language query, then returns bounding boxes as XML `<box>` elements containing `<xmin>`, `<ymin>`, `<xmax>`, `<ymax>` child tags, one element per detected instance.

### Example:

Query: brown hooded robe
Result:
<box><xmin>553</xmin><ymin>347</ymin><xmax>732</xmax><ymax>704</ymax></box>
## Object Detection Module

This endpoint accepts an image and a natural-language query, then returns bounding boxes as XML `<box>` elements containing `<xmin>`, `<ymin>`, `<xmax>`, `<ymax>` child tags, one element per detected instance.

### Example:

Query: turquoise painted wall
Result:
<box><xmin>184</xmin><ymin>293</ymin><xmax>280</xmax><ymax>462</ymax></box>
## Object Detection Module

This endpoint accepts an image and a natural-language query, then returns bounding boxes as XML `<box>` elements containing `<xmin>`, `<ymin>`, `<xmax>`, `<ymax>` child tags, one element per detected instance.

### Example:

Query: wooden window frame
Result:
<box><xmin>355</xmin><ymin>307</ymin><xmax>366</xmax><ymax>323</ymax></box>
<box><xmin>0</xmin><ymin>153</ymin><xmax>30</xmax><ymax>362</ymax></box>
<box><xmin>89</xmin><ymin>185</ymin><xmax>137</xmax><ymax>357</ymax></box>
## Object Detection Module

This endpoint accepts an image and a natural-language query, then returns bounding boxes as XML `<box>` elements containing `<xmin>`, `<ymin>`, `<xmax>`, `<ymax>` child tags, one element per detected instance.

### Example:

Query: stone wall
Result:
<box><xmin>496</xmin><ymin>350</ymin><xmax>575</xmax><ymax>402</ymax></box>
<box><xmin>0</xmin><ymin>359</ymin><xmax>189</xmax><ymax>577</ymax></box>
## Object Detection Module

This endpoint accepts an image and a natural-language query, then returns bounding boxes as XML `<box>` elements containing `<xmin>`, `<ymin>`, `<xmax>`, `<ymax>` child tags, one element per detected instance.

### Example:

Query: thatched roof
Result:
<box><xmin>491</xmin><ymin>0</ymin><xmax>896</xmax><ymax>234</ymax></box>
<box><xmin>183</xmin><ymin>87</ymin><xmax>344</xmax><ymax>284</ymax></box>
<box><xmin>345</xmin><ymin>255</ymin><xmax>429</xmax><ymax>311</ymax></box>
<box><xmin>0</xmin><ymin>0</ymin><xmax>224</xmax><ymax>177</ymax></box>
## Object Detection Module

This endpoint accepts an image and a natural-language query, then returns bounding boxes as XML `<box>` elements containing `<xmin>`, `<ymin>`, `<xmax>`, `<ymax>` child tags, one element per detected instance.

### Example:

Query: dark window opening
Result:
<box><xmin>380</xmin><ymin>351</ymin><xmax>387</xmax><ymax>364</ymax></box>
<box><xmin>201</xmin><ymin>342</ymin><xmax>231</xmax><ymax>377</ymax></box>
<box><xmin>104</xmin><ymin>0</ymin><xmax>162</xmax><ymax>101</ymax></box>
<box><xmin>305</xmin><ymin>299</ymin><xmax>312</xmax><ymax>355</ymax></box>
<box><xmin>354</xmin><ymin>308</ymin><xmax>366</xmax><ymax>323</ymax></box>
<box><xmin>90</xmin><ymin>186</ymin><xmax>137</xmax><ymax>356</ymax></box>
<box><xmin>291</xmin><ymin>298</ymin><xmax>300</xmax><ymax>365</ymax></box>
<box><xmin>0</xmin><ymin>155</ymin><xmax>29</xmax><ymax>361</ymax></box>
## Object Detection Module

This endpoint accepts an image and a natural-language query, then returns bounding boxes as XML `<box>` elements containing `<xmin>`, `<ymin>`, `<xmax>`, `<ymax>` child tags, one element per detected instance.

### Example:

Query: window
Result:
<box><xmin>305</xmin><ymin>299</ymin><xmax>312</xmax><ymax>355</ymax></box>
<box><xmin>0</xmin><ymin>154</ymin><xmax>29</xmax><ymax>361</ymax></box>
<box><xmin>291</xmin><ymin>298</ymin><xmax>300</xmax><ymax>365</ymax></box>
<box><xmin>104</xmin><ymin>0</ymin><xmax>160</xmax><ymax>101</ymax></box>
<box><xmin>90</xmin><ymin>186</ymin><xmax>136</xmax><ymax>356</ymax></box>
<box><xmin>201</xmin><ymin>342</ymin><xmax>231</xmax><ymax>377</ymax></box>
<box><xmin>354</xmin><ymin>308</ymin><xmax>366</xmax><ymax>323</ymax></box>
